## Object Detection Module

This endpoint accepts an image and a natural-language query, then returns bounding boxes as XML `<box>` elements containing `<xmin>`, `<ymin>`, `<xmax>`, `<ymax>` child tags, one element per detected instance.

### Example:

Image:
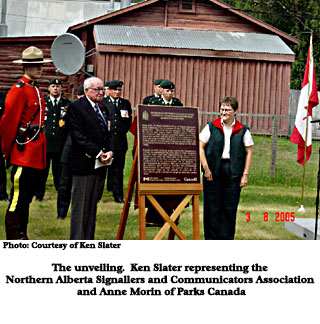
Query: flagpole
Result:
<box><xmin>299</xmin><ymin>111</ymin><xmax>309</xmax><ymax>211</ymax></box>
<box><xmin>299</xmin><ymin>35</ymin><xmax>313</xmax><ymax>213</ymax></box>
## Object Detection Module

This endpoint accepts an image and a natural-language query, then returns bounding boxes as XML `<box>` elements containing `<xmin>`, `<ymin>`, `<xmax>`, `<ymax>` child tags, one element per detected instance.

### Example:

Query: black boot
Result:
<box><xmin>18</xmin><ymin>208</ymin><xmax>29</xmax><ymax>240</ymax></box>
<box><xmin>5</xmin><ymin>210</ymin><xmax>21</xmax><ymax>240</ymax></box>
<box><xmin>146</xmin><ymin>207</ymin><xmax>165</xmax><ymax>227</ymax></box>
<box><xmin>57</xmin><ymin>202</ymin><xmax>68</xmax><ymax>220</ymax></box>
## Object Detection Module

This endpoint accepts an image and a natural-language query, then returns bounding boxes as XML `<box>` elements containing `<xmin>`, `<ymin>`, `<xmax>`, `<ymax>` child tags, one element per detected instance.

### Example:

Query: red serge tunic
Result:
<box><xmin>0</xmin><ymin>76</ymin><xmax>46</xmax><ymax>169</ymax></box>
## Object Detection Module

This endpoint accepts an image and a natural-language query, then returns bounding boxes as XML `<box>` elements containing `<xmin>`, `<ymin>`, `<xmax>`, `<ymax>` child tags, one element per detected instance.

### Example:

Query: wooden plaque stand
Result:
<box><xmin>116</xmin><ymin>150</ymin><xmax>202</xmax><ymax>240</ymax></box>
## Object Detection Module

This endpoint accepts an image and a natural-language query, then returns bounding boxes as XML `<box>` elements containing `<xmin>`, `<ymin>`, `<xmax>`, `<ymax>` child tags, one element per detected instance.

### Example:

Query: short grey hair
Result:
<box><xmin>84</xmin><ymin>77</ymin><xmax>102</xmax><ymax>90</ymax></box>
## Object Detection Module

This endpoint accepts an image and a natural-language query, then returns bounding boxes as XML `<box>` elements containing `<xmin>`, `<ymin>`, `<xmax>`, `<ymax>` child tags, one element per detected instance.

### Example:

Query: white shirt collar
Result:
<box><xmin>161</xmin><ymin>95</ymin><xmax>172</xmax><ymax>105</ymax></box>
<box><xmin>50</xmin><ymin>95</ymin><xmax>61</xmax><ymax>103</ymax></box>
<box><xmin>110</xmin><ymin>96</ymin><xmax>119</xmax><ymax>103</ymax></box>
<box><xmin>221</xmin><ymin>118</ymin><xmax>235</xmax><ymax>129</ymax></box>
<box><xmin>86</xmin><ymin>95</ymin><xmax>97</xmax><ymax>108</ymax></box>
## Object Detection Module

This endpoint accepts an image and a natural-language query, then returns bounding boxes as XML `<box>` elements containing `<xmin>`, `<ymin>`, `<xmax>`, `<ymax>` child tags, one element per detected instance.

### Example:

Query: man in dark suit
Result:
<box><xmin>67</xmin><ymin>77</ymin><xmax>113</xmax><ymax>240</ymax></box>
<box><xmin>142</xmin><ymin>78</ymin><xmax>163</xmax><ymax>105</ymax></box>
<box><xmin>0</xmin><ymin>91</ymin><xmax>8</xmax><ymax>201</ymax></box>
<box><xmin>101</xmin><ymin>80</ymin><xmax>132</xmax><ymax>203</ymax></box>
<box><xmin>36</xmin><ymin>78</ymin><xmax>70</xmax><ymax>201</ymax></box>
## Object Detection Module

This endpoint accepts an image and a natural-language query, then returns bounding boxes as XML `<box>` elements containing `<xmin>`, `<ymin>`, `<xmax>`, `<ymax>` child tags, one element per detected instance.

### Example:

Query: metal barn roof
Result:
<box><xmin>94</xmin><ymin>24</ymin><xmax>294</xmax><ymax>55</ymax></box>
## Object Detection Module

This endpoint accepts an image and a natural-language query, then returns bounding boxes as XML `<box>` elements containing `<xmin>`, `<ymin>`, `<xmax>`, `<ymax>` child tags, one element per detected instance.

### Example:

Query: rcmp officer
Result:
<box><xmin>142</xmin><ymin>78</ymin><xmax>163</xmax><ymax>105</ymax></box>
<box><xmin>0</xmin><ymin>46</ymin><xmax>51</xmax><ymax>239</ymax></box>
<box><xmin>0</xmin><ymin>91</ymin><xmax>8</xmax><ymax>201</ymax></box>
<box><xmin>101</xmin><ymin>80</ymin><xmax>132</xmax><ymax>203</ymax></box>
<box><xmin>36</xmin><ymin>78</ymin><xmax>71</xmax><ymax>201</ymax></box>
<box><xmin>151</xmin><ymin>79</ymin><xmax>183</xmax><ymax>106</ymax></box>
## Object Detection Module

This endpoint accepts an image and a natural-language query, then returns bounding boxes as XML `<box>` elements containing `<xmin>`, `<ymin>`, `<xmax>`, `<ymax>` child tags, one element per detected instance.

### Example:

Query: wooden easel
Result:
<box><xmin>116</xmin><ymin>150</ymin><xmax>202</xmax><ymax>240</ymax></box>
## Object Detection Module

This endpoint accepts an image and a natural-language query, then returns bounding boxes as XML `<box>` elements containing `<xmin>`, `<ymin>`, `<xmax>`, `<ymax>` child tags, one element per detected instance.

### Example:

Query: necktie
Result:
<box><xmin>54</xmin><ymin>99</ymin><xmax>58</xmax><ymax>107</ymax></box>
<box><xmin>94</xmin><ymin>103</ymin><xmax>107</xmax><ymax>133</ymax></box>
<box><xmin>114</xmin><ymin>100</ymin><xmax>118</xmax><ymax>108</ymax></box>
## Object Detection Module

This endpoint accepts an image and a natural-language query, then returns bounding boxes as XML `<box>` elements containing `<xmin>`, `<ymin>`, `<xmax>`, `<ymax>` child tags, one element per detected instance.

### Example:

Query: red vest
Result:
<box><xmin>0</xmin><ymin>76</ymin><xmax>46</xmax><ymax>169</ymax></box>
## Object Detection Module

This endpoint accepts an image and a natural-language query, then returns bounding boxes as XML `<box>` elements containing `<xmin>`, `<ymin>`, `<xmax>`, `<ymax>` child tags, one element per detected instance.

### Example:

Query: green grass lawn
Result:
<box><xmin>0</xmin><ymin>134</ymin><xmax>319</xmax><ymax>240</ymax></box>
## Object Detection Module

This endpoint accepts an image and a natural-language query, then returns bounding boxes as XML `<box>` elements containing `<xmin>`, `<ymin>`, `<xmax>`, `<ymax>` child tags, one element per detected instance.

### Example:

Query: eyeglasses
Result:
<box><xmin>89</xmin><ymin>87</ymin><xmax>104</xmax><ymax>92</ymax></box>
<box><xmin>220</xmin><ymin>108</ymin><xmax>234</xmax><ymax>113</ymax></box>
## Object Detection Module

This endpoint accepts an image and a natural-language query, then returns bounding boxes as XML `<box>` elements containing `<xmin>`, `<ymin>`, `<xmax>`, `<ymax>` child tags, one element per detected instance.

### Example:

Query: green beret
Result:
<box><xmin>49</xmin><ymin>78</ymin><xmax>62</xmax><ymax>85</ymax></box>
<box><xmin>108</xmin><ymin>80</ymin><xmax>123</xmax><ymax>90</ymax></box>
<box><xmin>154</xmin><ymin>78</ymin><xmax>163</xmax><ymax>86</ymax></box>
<box><xmin>160</xmin><ymin>79</ymin><xmax>175</xmax><ymax>90</ymax></box>
<box><xmin>104</xmin><ymin>81</ymin><xmax>110</xmax><ymax>87</ymax></box>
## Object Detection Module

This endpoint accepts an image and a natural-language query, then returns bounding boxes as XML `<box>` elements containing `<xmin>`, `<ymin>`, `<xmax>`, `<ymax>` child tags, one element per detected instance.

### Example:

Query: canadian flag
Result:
<box><xmin>290</xmin><ymin>36</ymin><xmax>319</xmax><ymax>165</ymax></box>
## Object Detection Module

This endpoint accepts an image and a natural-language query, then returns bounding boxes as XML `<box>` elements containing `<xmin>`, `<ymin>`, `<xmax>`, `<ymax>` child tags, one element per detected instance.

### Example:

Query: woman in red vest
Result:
<box><xmin>199</xmin><ymin>97</ymin><xmax>253</xmax><ymax>240</ymax></box>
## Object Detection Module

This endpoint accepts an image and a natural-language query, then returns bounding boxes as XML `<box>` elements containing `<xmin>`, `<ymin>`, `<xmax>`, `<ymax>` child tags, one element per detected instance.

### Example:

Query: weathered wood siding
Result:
<box><xmin>108</xmin><ymin>0</ymin><xmax>267</xmax><ymax>33</ymax></box>
<box><xmin>0</xmin><ymin>38</ymin><xmax>72</xmax><ymax>98</ymax></box>
<box><xmin>96</xmin><ymin>52</ymin><xmax>291</xmax><ymax>135</ymax></box>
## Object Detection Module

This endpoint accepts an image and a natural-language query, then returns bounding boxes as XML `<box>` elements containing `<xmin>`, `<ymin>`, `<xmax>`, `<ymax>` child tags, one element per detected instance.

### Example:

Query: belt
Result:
<box><xmin>221</xmin><ymin>159</ymin><xmax>230</xmax><ymax>163</ymax></box>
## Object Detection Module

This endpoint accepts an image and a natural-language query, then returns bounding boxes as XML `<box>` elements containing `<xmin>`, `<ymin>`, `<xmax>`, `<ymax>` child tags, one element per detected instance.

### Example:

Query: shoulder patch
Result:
<box><xmin>16</xmin><ymin>81</ymin><xmax>25</xmax><ymax>88</ymax></box>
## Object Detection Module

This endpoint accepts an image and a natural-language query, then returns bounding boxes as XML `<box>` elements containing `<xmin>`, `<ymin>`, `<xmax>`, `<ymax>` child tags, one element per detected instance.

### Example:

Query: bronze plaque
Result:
<box><xmin>138</xmin><ymin>105</ymin><xmax>200</xmax><ymax>184</ymax></box>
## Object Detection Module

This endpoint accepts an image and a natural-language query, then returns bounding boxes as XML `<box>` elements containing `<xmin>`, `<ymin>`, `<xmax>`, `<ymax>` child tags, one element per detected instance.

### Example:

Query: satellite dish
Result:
<box><xmin>51</xmin><ymin>33</ymin><xmax>85</xmax><ymax>76</ymax></box>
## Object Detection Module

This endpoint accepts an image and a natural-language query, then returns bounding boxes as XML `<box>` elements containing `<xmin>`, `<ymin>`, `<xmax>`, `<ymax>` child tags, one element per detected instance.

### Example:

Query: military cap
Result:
<box><xmin>160</xmin><ymin>79</ymin><xmax>175</xmax><ymax>90</ymax></box>
<box><xmin>104</xmin><ymin>81</ymin><xmax>111</xmax><ymax>87</ymax></box>
<box><xmin>108</xmin><ymin>80</ymin><xmax>123</xmax><ymax>90</ymax></box>
<box><xmin>154</xmin><ymin>78</ymin><xmax>163</xmax><ymax>86</ymax></box>
<box><xmin>77</xmin><ymin>84</ymin><xmax>84</xmax><ymax>96</ymax></box>
<box><xmin>49</xmin><ymin>78</ymin><xmax>62</xmax><ymax>85</ymax></box>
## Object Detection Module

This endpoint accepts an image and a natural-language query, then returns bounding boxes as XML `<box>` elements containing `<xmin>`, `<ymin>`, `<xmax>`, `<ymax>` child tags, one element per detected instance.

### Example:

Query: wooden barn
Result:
<box><xmin>68</xmin><ymin>0</ymin><xmax>298</xmax><ymax>135</ymax></box>
<box><xmin>0</xmin><ymin>36</ymin><xmax>65</xmax><ymax>96</ymax></box>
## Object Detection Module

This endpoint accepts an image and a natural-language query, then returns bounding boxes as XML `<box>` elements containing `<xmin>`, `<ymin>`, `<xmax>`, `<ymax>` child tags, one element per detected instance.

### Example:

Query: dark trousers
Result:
<box><xmin>70</xmin><ymin>173</ymin><xmax>105</xmax><ymax>240</ymax></box>
<box><xmin>203</xmin><ymin>162</ymin><xmax>241</xmax><ymax>240</ymax></box>
<box><xmin>146</xmin><ymin>195</ymin><xmax>185</xmax><ymax>225</ymax></box>
<box><xmin>57</xmin><ymin>162</ymin><xmax>72</xmax><ymax>219</ymax></box>
<box><xmin>0</xmin><ymin>142</ymin><xmax>8</xmax><ymax>200</ymax></box>
<box><xmin>6</xmin><ymin>166</ymin><xmax>42</xmax><ymax>238</ymax></box>
<box><xmin>36</xmin><ymin>152</ymin><xmax>61</xmax><ymax>199</ymax></box>
<box><xmin>107</xmin><ymin>150</ymin><xmax>126</xmax><ymax>200</ymax></box>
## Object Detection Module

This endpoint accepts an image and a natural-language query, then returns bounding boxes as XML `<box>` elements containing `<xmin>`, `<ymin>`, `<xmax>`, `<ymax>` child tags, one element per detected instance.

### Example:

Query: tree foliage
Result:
<box><xmin>223</xmin><ymin>0</ymin><xmax>320</xmax><ymax>89</ymax></box>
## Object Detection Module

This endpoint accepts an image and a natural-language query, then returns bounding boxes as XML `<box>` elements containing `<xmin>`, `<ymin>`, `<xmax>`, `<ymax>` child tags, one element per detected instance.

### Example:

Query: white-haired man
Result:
<box><xmin>67</xmin><ymin>77</ymin><xmax>113</xmax><ymax>240</ymax></box>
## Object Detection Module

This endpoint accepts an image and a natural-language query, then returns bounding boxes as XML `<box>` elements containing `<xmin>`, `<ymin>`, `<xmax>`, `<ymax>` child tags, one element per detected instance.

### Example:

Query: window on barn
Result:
<box><xmin>179</xmin><ymin>0</ymin><xmax>195</xmax><ymax>13</ymax></box>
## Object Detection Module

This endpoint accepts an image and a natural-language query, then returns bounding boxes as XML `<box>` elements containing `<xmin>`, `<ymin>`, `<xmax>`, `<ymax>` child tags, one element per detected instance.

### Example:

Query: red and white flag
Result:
<box><xmin>290</xmin><ymin>36</ymin><xmax>319</xmax><ymax>165</ymax></box>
